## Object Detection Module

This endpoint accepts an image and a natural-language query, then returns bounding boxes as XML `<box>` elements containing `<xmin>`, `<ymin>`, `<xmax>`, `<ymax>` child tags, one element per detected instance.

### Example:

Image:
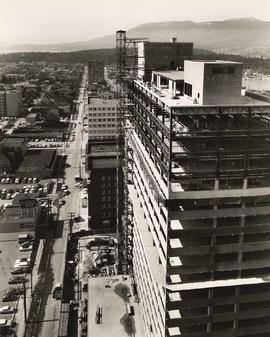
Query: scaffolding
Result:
<box><xmin>115</xmin><ymin>30</ymin><xmax>147</xmax><ymax>274</ymax></box>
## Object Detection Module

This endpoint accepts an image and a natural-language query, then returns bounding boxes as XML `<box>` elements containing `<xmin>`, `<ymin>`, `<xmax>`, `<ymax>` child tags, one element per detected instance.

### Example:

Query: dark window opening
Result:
<box><xmin>184</xmin><ymin>82</ymin><xmax>192</xmax><ymax>96</ymax></box>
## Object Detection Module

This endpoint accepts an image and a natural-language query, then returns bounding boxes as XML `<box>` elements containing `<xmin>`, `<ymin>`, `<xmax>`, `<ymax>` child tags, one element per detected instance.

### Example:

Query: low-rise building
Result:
<box><xmin>0</xmin><ymin>195</ymin><xmax>41</xmax><ymax>238</ymax></box>
<box><xmin>0</xmin><ymin>137</ymin><xmax>28</xmax><ymax>156</ymax></box>
<box><xmin>16</xmin><ymin>149</ymin><xmax>57</xmax><ymax>178</ymax></box>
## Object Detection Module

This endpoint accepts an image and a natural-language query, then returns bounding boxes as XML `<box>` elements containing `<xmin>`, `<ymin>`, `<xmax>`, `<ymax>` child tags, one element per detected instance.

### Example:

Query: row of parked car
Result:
<box><xmin>31</xmin><ymin>137</ymin><xmax>62</xmax><ymax>142</ymax></box>
<box><xmin>0</xmin><ymin>177</ymin><xmax>39</xmax><ymax>184</ymax></box>
<box><xmin>28</xmin><ymin>143</ymin><xmax>61</xmax><ymax>149</ymax></box>
<box><xmin>0</xmin><ymin>183</ymin><xmax>49</xmax><ymax>200</ymax></box>
<box><xmin>0</xmin><ymin>235</ymin><xmax>34</xmax><ymax>320</ymax></box>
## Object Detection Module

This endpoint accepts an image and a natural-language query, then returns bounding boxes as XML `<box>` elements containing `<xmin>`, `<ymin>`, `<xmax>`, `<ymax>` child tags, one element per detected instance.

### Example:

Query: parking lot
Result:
<box><xmin>0</xmin><ymin>236</ymin><xmax>33</xmax><ymax>332</ymax></box>
<box><xmin>0</xmin><ymin>179</ymin><xmax>53</xmax><ymax>202</ymax></box>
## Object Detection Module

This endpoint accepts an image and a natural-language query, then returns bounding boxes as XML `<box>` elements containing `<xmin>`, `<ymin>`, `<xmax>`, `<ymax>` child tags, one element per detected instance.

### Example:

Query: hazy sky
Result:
<box><xmin>1</xmin><ymin>0</ymin><xmax>270</xmax><ymax>45</ymax></box>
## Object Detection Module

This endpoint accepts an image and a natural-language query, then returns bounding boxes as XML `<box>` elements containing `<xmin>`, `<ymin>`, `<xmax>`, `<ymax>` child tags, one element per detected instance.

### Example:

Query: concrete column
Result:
<box><xmin>233</xmin><ymin>286</ymin><xmax>240</xmax><ymax>329</ymax></box>
<box><xmin>207</xmin><ymin>288</ymin><xmax>214</xmax><ymax>333</ymax></box>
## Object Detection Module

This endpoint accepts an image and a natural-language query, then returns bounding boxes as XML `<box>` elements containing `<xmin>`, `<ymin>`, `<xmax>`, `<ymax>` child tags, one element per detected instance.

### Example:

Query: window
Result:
<box><xmin>184</xmin><ymin>83</ymin><xmax>192</xmax><ymax>96</ymax></box>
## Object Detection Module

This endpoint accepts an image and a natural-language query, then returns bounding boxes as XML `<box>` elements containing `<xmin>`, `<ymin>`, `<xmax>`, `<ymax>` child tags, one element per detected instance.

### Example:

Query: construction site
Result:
<box><xmin>115</xmin><ymin>30</ymin><xmax>270</xmax><ymax>337</ymax></box>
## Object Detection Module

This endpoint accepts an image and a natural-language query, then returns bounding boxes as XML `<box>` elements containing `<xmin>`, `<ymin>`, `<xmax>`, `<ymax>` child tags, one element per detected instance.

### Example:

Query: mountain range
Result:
<box><xmin>2</xmin><ymin>18</ymin><xmax>270</xmax><ymax>57</ymax></box>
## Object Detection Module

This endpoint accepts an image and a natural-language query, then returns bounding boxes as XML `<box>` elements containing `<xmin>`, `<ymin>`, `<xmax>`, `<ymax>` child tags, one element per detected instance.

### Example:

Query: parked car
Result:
<box><xmin>0</xmin><ymin>306</ymin><xmax>15</xmax><ymax>314</ymax></box>
<box><xmin>14</xmin><ymin>262</ymin><xmax>30</xmax><ymax>269</ymax></box>
<box><xmin>18</xmin><ymin>233</ymin><xmax>33</xmax><ymax>244</ymax></box>
<box><xmin>19</xmin><ymin>244</ymin><xmax>33</xmax><ymax>252</ymax></box>
<box><xmin>62</xmin><ymin>184</ymin><xmax>68</xmax><ymax>190</ymax></box>
<box><xmin>0</xmin><ymin>318</ymin><xmax>13</xmax><ymax>327</ymax></box>
<box><xmin>2</xmin><ymin>288</ymin><xmax>21</xmax><ymax>302</ymax></box>
<box><xmin>2</xmin><ymin>293</ymin><xmax>19</xmax><ymax>302</ymax></box>
<box><xmin>14</xmin><ymin>258</ymin><xmax>31</xmax><ymax>265</ymax></box>
<box><xmin>11</xmin><ymin>266</ymin><xmax>30</xmax><ymax>275</ymax></box>
<box><xmin>8</xmin><ymin>276</ymin><xmax>27</xmax><ymax>285</ymax></box>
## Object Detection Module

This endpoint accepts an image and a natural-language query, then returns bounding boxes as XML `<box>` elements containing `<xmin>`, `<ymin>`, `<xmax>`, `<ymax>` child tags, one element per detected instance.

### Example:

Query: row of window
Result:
<box><xmin>89</xmin><ymin>107</ymin><xmax>116</xmax><ymax>111</ymax></box>
<box><xmin>89</xmin><ymin>136</ymin><xmax>117</xmax><ymax>140</ymax></box>
<box><xmin>88</xmin><ymin>118</ymin><xmax>117</xmax><ymax>122</ymax></box>
<box><xmin>88</xmin><ymin>112</ymin><xmax>117</xmax><ymax>117</ymax></box>
<box><xmin>89</xmin><ymin>124</ymin><xmax>117</xmax><ymax>128</ymax></box>
<box><xmin>89</xmin><ymin>130</ymin><xmax>117</xmax><ymax>134</ymax></box>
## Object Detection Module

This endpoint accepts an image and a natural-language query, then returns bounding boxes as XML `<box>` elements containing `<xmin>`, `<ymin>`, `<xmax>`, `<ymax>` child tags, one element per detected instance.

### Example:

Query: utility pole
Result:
<box><xmin>30</xmin><ymin>269</ymin><xmax>33</xmax><ymax>296</ymax></box>
<box><xmin>23</xmin><ymin>281</ymin><xmax>27</xmax><ymax>323</ymax></box>
<box><xmin>77</xmin><ymin>242</ymin><xmax>81</xmax><ymax>301</ymax></box>
<box><xmin>68</xmin><ymin>212</ymin><xmax>75</xmax><ymax>237</ymax></box>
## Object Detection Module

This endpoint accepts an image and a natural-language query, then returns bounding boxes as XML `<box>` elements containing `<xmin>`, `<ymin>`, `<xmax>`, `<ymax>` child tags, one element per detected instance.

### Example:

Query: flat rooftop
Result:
<box><xmin>135</xmin><ymin>79</ymin><xmax>270</xmax><ymax>108</ymax></box>
<box><xmin>88</xmin><ymin>98</ymin><xmax>117</xmax><ymax>106</ymax></box>
<box><xmin>17</xmin><ymin>149</ymin><xmax>56</xmax><ymax>172</ymax></box>
<box><xmin>89</xmin><ymin>143</ymin><xmax>121</xmax><ymax>158</ymax></box>
<box><xmin>87</xmin><ymin>275</ymin><xmax>145</xmax><ymax>337</ymax></box>
<box><xmin>0</xmin><ymin>137</ymin><xmax>27</xmax><ymax>146</ymax></box>
<box><xmin>0</xmin><ymin>204</ymin><xmax>40</xmax><ymax>233</ymax></box>
<box><xmin>187</xmin><ymin>60</ymin><xmax>243</xmax><ymax>65</ymax></box>
<box><xmin>153</xmin><ymin>70</ymin><xmax>184</xmax><ymax>81</ymax></box>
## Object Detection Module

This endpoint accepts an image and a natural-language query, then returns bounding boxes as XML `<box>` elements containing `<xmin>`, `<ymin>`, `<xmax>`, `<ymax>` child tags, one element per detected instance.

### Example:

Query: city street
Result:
<box><xmin>28</xmin><ymin>68</ymin><xmax>88</xmax><ymax>337</ymax></box>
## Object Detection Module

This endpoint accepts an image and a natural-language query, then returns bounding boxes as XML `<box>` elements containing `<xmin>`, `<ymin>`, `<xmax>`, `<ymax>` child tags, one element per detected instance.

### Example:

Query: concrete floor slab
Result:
<box><xmin>87</xmin><ymin>275</ymin><xmax>145</xmax><ymax>337</ymax></box>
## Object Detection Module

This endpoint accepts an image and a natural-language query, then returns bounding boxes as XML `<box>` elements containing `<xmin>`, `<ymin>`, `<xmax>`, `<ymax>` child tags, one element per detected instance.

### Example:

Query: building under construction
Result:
<box><xmin>117</xmin><ymin>31</ymin><xmax>270</xmax><ymax>337</ymax></box>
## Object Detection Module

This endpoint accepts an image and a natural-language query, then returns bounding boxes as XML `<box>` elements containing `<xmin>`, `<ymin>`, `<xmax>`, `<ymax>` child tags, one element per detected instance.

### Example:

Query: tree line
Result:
<box><xmin>0</xmin><ymin>48</ymin><xmax>270</xmax><ymax>74</ymax></box>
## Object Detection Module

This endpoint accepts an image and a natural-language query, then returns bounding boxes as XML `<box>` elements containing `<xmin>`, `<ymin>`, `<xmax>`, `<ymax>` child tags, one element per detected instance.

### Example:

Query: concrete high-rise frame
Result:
<box><xmin>117</xmin><ymin>31</ymin><xmax>270</xmax><ymax>337</ymax></box>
